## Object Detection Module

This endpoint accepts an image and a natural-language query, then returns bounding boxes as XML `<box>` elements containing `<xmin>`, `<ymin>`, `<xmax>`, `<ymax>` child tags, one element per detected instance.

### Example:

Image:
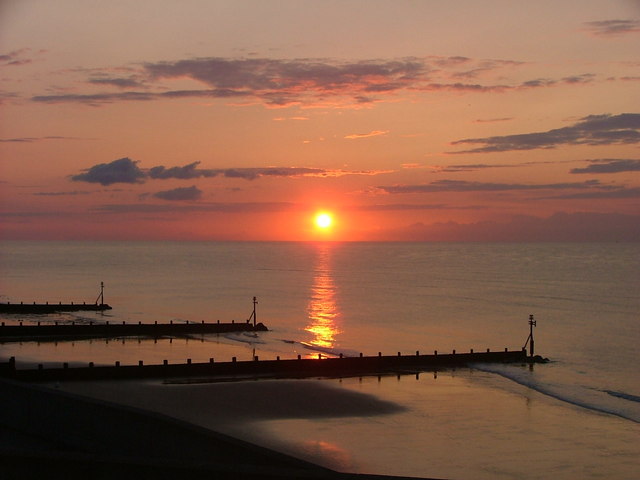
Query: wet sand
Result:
<box><xmin>0</xmin><ymin>377</ymin><xmax>423</xmax><ymax>480</ymax></box>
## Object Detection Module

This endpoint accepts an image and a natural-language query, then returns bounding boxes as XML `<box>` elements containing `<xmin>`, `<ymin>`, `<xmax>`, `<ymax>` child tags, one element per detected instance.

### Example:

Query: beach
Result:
<box><xmin>0</xmin><ymin>377</ymin><xmax>436</xmax><ymax>480</ymax></box>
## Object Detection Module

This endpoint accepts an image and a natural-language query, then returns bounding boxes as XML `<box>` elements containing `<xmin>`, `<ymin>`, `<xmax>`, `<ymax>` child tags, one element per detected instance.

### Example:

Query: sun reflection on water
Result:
<box><xmin>305</xmin><ymin>245</ymin><xmax>341</xmax><ymax>354</ymax></box>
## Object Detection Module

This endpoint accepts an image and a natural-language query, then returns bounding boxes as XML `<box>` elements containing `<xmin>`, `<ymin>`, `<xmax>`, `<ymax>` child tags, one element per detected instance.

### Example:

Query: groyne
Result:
<box><xmin>0</xmin><ymin>320</ymin><xmax>269</xmax><ymax>342</ymax></box>
<box><xmin>0</xmin><ymin>282</ymin><xmax>112</xmax><ymax>314</ymax></box>
<box><xmin>0</xmin><ymin>348</ymin><xmax>529</xmax><ymax>382</ymax></box>
<box><xmin>0</xmin><ymin>302</ymin><xmax>112</xmax><ymax>314</ymax></box>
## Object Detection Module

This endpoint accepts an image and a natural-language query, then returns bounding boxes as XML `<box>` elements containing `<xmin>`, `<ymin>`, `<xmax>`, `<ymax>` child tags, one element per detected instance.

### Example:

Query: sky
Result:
<box><xmin>1</xmin><ymin>0</ymin><xmax>639</xmax><ymax>241</ymax></box>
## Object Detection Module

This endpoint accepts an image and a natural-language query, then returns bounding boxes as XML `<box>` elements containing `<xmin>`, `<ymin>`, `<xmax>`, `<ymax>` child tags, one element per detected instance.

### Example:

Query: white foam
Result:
<box><xmin>472</xmin><ymin>363</ymin><xmax>640</xmax><ymax>424</ymax></box>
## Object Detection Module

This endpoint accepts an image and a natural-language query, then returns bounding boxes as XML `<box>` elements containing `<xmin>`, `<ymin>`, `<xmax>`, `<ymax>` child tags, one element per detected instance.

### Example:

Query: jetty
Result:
<box><xmin>0</xmin><ymin>348</ymin><xmax>530</xmax><ymax>383</ymax></box>
<box><xmin>0</xmin><ymin>282</ymin><xmax>112</xmax><ymax>314</ymax></box>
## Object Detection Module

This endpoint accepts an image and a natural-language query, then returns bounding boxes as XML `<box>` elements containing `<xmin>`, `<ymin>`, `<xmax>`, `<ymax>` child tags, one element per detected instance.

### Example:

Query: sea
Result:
<box><xmin>0</xmin><ymin>241</ymin><xmax>638</xmax><ymax>479</ymax></box>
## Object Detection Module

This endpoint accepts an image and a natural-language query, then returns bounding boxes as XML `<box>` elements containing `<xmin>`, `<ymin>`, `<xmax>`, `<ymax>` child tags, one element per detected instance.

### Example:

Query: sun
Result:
<box><xmin>314</xmin><ymin>212</ymin><xmax>333</xmax><ymax>230</ymax></box>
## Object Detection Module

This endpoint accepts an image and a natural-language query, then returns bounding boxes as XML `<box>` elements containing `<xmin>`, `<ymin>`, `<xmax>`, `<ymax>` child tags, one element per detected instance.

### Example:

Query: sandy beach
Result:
<box><xmin>0</xmin><ymin>377</ymin><xmax>428</xmax><ymax>480</ymax></box>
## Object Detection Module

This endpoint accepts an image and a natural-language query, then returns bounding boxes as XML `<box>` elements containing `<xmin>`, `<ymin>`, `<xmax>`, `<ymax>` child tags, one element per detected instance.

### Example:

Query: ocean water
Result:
<box><xmin>1</xmin><ymin>241</ymin><xmax>639</xmax><ymax>479</ymax></box>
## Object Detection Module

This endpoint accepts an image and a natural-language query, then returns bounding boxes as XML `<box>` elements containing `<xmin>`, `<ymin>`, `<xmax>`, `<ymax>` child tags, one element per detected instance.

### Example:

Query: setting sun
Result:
<box><xmin>314</xmin><ymin>213</ymin><xmax>333</xmax><ymax>229</ymax></box>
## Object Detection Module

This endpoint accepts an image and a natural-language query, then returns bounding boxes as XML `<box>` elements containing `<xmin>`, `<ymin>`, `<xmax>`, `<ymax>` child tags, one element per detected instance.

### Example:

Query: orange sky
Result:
<box><xmin>1</xmin><ymin>0</ymin><xmax>639</xmax><ymax>241</ymax></box>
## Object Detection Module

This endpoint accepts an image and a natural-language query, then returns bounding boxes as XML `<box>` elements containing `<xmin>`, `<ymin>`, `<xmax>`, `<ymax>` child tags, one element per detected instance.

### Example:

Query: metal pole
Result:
<box><xmin>528</xmin><ymin>314</ymin><xmax>536</xmax><ymax>357</ymax></box>
<box><xmin>252</xmin><ymin>296</ymin><xmax>257</xmax><ymax>327</ymax></box>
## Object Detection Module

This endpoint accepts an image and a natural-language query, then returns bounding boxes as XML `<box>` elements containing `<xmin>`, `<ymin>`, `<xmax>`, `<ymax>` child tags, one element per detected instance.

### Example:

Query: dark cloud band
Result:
<box><xmin>71</xmin><ymin>158</ymin><xmax>389</xmax><ymax>186</ymax></box>
<box><xmin>449</xmin><ymin>113</ymin><xmax>640</xmax><ymax>154</ymax></box>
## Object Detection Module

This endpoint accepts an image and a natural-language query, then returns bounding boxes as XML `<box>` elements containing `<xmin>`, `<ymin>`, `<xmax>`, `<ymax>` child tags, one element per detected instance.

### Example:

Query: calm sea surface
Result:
<box><xmin>1</xmin><ymin>241</ymin><xmax>639</xmax><ymax>479</ymax></box>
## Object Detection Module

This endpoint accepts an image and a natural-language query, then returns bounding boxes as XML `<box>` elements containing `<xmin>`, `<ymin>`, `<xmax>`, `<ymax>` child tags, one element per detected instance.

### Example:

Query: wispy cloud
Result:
<box><xmin>71</xmin><ymin>158</ymin><xmax>392</xmax><ymax>186</ymax></box>
<box><xmin>153</xmin><ymin>185</ymin><xmax>202</xmax><ymax>201</ymax></box>
<box><xmin>583</xmin><ymin>19</ymin><xmax>640</xmax><ymax>37</ymax></box>
<box><xmin>0</xmin><ymin>136</ymin><xmax>85</xmax><ymax>143</ymax></box>
<box><xmin>344</xmin><ymin>130</ymin><xmax>389</xmax><ymax>139</ymax></box>
<box><xmin>31</xmin><ymin>55</ymin><xmax>603</xmax><ymax>108</ymax></box>
<box><xmin>376</xmin><ymin>179</ymin><xmax>615</xmax><ymax>194</ymax></box>
<box><xmin>545</xmin><ymin>187</ymin><xmax>640</xmax><ymax>200</ymax></box>
<box><xmin>449</xmin><ymin>113</ymin><xmax>640</xmax><ymax>154</ymax></box>
<box><xmin>32</xmin><ymin>190</ymin><xmax>92</xmax><ymax>196</ymax></box>
<box><xmin>427</xmin><ymin>163</ymin><xmax>521</xmax><ymax>173</ymax></box>
<box><xmin>0</xmin><ymin>49</ymin><xmax>34</xmax><ymax>67</ymax></box>
<box><xmin>570</xmin><ymin>158</ymin><xmax>640</xmax><ymax>174</ymax></box>
<box><xmin>352</xmin><ymin>203</ymin><xmax>486</xmax><ymax>211</ymax></box>
<box><xmin>0</xmin><ymin>90</ymin><xmax>20</xmax><ymax>105</ymax></box>
<box><xmin>88</xmin><ymin>76</ymin><xmax>145</xmax><ymax>89</ymax></box>
<box><xmin>147</xmin><ymin>162</ymin><xmax>217</xmax><ymax>180</ymax></box>
<box><xmin>474</xmin><ymin>117</ymin><xmax>514</xmax><ymax>124</ymax></box>
<box><xmin>94</xmin><ymin>202</ymin><xmax>296</xmax><ymax>214</ymax></box>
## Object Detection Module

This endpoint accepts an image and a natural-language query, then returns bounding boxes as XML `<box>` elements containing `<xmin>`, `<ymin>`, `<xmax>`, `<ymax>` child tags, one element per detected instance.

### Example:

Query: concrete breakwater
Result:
<box><xmin>0</xmin><ymin>348</ymin><xmax>529</xmax><ymax>382</ymax></box>
<box><xmin>0</xmin><ymin>320</ymin><xmax>269</xmax><ymax>341</ymax></box>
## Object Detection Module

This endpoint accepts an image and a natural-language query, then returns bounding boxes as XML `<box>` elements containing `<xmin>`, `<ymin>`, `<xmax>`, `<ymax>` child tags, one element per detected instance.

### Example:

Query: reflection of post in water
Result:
<box><xmin>305</xmin><ymin>244</ymin><xmax>340</xmax><ymax>350</ymax></box>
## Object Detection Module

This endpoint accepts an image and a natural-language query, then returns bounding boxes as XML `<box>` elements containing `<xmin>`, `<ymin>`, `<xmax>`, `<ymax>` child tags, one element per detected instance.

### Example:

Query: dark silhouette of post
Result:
<box><xmin>524</xmin><ymin>314</ymin><xmax>536</xmax><ymax>357</ymax></box>
<box><xmin>249</xmin><ymin>296</ymin><xmax>258</xmax><ymax>327</ymax></box>
<box><xmin>96</xmin><ymin>282</ymin><xmax>105</xmax><ymax>306</ymax></box>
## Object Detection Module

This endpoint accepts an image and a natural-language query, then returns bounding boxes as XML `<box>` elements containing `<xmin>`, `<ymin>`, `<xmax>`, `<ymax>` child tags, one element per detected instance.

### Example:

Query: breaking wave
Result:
<box><xmin>472</xmin><ymin>363</ymin><xmax>640</xmax><ymax>424</ymax></box>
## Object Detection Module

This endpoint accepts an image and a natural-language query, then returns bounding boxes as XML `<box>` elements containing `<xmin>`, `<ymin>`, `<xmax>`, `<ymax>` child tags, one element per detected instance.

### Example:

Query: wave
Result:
<box><xmin>222</xmin><ymin>332</ymin><xmax>266</xmax><ymax>345</ymax></box>
<box><xmin>604</xmin><ymin>390</ymin><xmax>640</xmax><ymax>404</ymax></box>
<box><xmin>300</xmin><ymin>341</ymin><xmax>360</xmax><ymax>358</ymax></box>
<box><xmin>472</xmin><ymin>363</ymin><xmax>640</xmax><ymax>424</ymax></box>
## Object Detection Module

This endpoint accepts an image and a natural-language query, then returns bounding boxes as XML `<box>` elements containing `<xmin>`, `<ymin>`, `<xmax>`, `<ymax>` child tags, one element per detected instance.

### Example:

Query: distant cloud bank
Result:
<box><xmin>370</xmin><ymin>212</ymin><xmax>640</xmax><ymax>242</ymax></box>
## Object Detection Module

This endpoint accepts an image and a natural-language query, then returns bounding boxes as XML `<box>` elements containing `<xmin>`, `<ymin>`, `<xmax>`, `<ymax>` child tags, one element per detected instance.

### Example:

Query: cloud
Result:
<box><xmin>215</xmin><ymin>166</ymin><xmax>392</xmax><ymax>180</ymax></box>
<box><xmin>71</xmin><ymin>157</ymin><xmax>146</xmax><ymax>185</ymax></box>
<box><xmin>474</xmin><ymin>117</ymin><xmax>514</xmax><ymax>123</ymax></box>
<box><xmin>0</xmin><ymin>49</ymin><xmax>33</xmax><ymax>67</ymax></box>
<box><xmin>0</xmin><ymin>90</ymin><xmax>19</xmax><ymax>105</ymax></box>
<box><xmin>370</xmin><ymin>212</ymin><xmax>640</xmax><ymax>242</ymax></box>
<box><xmin>31</xmin><ymin>55</ymin><xmax>602</xmax><ymax>108</ymax></box>
<box><xmin>428</xmin><ymin>163</ymin><xmax>521</xmax><ymax>173</ymax></box>
<box><xmin>35</xmin><ymin>57</ymin><xmax>426</xmax><ymax>107</ymax></box>
<box><xmin>449</xmin><ymin>113</ymin><xmax>640</xmax><ymax>153</ymax></box>
<box><xmin>153</xmin><ymin>185</ymin><xmax>202</xmax><ymax>201</ymax></box>
<box><xmin>376</xmin><ymin>179</ymin><xmax>609</xmax><ymax>194</ymax></box>
<box><xmin>88</xmin><ymin>76</ymin><xmax>145</xmax><ymax>89</ymax></box>
<box><xmin>583</xmin><ymin>19</ymin><xmax>640</xmax><ymax>37</ymax></box>
<box><xmin>561</xmin><ymin>73</ymin><xmax>596</xmax><ymax>84</ymax></box>
<box><xmin>0</xmin><ymin>136</ymin><xmax>85</xmax><ymax>143</ymax></box>
<box><xmin>148</xmin><ymin>162</ymin><xmax>217</xmax><ymax>180</ymax></box>
<box><xmin>352</xmin><ymin>203</ymin><xmax>486</xmax><ymax>211</ymax></box>
<box><xmin>545</xmin><ymin>187</ymin><xmax>640</xmax><ymax>200</ymax></box>
<box><xmin>273</xmin><ymin>116</ymin><xmax>309</xmax><ymax>121</ymax></box>
<box><xmin>94</xmin><ymin>202</ymin><xmax>296</xmax><ymax>214</ymax></box>
<box><xmin>570</xmin><ymin>159</ymin><xmax>640</xmax><ymax>174</ymax></box>
<box><xmin>344</xmin><ymin>130</ymin><xmax>389</xmax><ymax>139</ymax></box>
<box><xmin>72</xmin><ymin>159</ymin><xmax>392</xmax><ymax>184</ymax></box>
<box><xmin>32</xmin><ymin>190</ymin><xmax>92</xmax><ymax>196</ymax></box>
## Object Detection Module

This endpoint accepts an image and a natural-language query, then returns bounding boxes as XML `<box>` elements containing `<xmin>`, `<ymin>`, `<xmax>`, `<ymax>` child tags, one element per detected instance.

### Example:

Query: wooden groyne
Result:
<box><xmin>0</xmin><ymin>302</ymin><xmax>112</xmax><ymax>314</ymax></box>
<box><xmin>0</xmin><ymin>282</ymin><xmax>112</xmax><ymax>314</ymax></box>
<box><xmin>0</xmin><ymin>348</ymin><xmax>529</xmax><ymax>382</ymax></box>
<box><xmin>0</xmin><ymin>320</ymin><xmax>269</xmax><ymax>342</ymax></box>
